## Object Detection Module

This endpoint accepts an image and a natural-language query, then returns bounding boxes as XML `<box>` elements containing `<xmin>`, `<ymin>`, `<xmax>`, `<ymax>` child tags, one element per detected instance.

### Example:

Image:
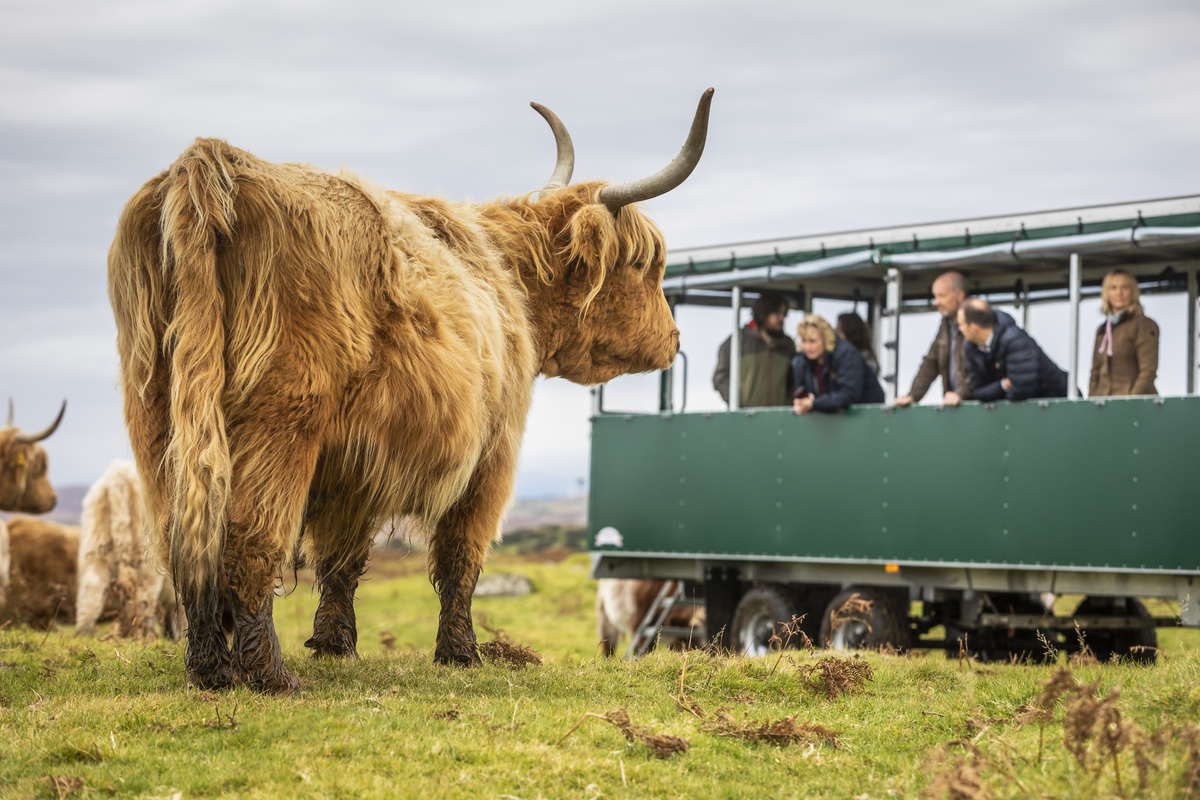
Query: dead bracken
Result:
<box><xmin>556</xmin><ymin>707</ymin><xmax>689</xmax><ymax>758</ymax></box>
<box><xmin>477</xmin><ymin>640</ymin><xmax>542</xmax><ymax>669</ymax></box>
<box><xmin>797</xmin><ymin>656</ymin><xmax>874</xmax><ymax>700</ymax></box>
<box><xmin>705</xmin><ymin>708</ymin><xmax>840</xmax><ymax>748</ymax></box>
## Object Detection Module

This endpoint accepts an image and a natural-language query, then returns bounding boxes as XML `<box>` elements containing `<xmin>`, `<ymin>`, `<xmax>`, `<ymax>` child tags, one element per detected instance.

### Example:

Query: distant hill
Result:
<box><xmin>503</xmin><ymin>495</ymin><xmax>586</xmax><ymax>532</ymax></box>
<box><xmin>3</xmin><ymin>488</ymin><xmax>589</xmax><ymax>532</ymax></box>
<box><xmin>0</xmin><ymin>483</ymin><xmax>88</xmax><ymax>525</ymax></box>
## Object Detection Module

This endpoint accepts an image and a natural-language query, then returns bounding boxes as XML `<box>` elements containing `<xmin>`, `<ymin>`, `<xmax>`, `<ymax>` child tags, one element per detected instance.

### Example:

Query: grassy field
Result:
<box><xmin>2</xmin><ymin>550</ymin><xmax>1199</xmax><ymax>799</ymax></box>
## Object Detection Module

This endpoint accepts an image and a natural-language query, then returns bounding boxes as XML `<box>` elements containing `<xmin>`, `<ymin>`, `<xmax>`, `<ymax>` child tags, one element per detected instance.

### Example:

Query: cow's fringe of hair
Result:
<box><xmin>485</xmin><ymin>183</ymin><xmax>664</xmax><ymax>318</ymax></box>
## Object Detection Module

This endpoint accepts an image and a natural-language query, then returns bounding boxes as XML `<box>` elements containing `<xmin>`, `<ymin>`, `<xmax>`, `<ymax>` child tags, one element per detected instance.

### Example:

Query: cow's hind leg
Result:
<box><xmin>304</xmin><ymin>515</ymin><xmax>372</xmax><ymax>659</ymax></box>
<box><xmin>180</xmin><ymin>571</ymin><xmax>234</xmax><ymax>689</ymax></box>
<box><xmin>224</xmin><ymin>397</ymin><xmax>328</xmax><ymax>694</ymax></box>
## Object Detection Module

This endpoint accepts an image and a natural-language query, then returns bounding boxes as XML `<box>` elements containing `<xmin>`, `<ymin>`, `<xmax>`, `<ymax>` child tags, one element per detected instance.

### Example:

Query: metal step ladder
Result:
<box><xmin>624</xmin><ymin>581</ymin><xmax>703</xmax><ymax>659</ymax></box>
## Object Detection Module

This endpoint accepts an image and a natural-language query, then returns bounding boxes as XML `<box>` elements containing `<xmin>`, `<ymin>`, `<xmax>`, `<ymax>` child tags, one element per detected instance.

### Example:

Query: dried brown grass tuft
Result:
<box><xmin>473</xmin><ymin>614</ymin><xmax>542</xmax><ymax>668</ymax></box>
<box><xmin>920</xmin><ymin>741</ymin><xmax>993</xmax><ymax>800</ymax></box>
<box><xmin>556</xmin><ymin>707</ymin><xmax>689</xmax><ymax>758</ymax></box>
<box><xmin>797</xmin><ymin>656</ymin><xmax>874</xmax><ymax>700</ymax></box>
<box><xmin>704</xmin><ymin>707</ymin><xmax>840</xmax><ymax>748</ymax></box>
<box><xmin>477</xmin><ymin>640</ymin><xmax>542</xmax><ymax>669</ymax></box>
<box><xmin>44</xmin><ymin>775</ymin><xmax>84</xmax><ymax>799</ymax></box>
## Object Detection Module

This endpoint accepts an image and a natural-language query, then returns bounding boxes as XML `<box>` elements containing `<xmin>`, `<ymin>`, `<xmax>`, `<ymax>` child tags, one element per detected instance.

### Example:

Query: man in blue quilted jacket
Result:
<box><xmin>957</xmin><ymin>298</ymin><xmax>1068</xmax><ymax>401</ymax></box>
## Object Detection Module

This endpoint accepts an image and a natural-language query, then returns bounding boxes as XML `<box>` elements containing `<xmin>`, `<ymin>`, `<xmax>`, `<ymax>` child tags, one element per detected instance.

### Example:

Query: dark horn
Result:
<box><xmin>598</xmin><ymin>88</ymin><xmax>714</xmax><ymax>214</ymax></box>
<box><xmin>5</xmin><ymin>398</ymin><xmax>11</xmax><ymax>428</ymax></box>
<box><xmin>531</xmin><ymin>102</ymin><xmax>575</xmax><ymax>191</ymax></box>
<box><xmin>15</xmin><ymin>399</ymin><xmax>66</xmax><ymax>444</ymax></box>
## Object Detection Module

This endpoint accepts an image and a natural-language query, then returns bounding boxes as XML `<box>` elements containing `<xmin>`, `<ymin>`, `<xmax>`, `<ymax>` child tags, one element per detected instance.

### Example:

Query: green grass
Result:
<box><xmin>2</xmin><ymin>552</ymin><xmax>1199</xmax><ymax>798</ymax></box>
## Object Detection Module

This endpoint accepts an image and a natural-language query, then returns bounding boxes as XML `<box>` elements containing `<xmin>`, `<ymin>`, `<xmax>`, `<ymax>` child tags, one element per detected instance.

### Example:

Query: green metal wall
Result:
<box><xmin>588</xmin><ymin>397</ymin><xmax>1200</xmax><ymax>574</ymax></box>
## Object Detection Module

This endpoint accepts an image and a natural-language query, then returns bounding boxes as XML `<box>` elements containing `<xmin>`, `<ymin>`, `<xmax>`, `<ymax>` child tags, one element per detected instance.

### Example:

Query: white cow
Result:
<box><xmin>77</xmin><ymin>461</ymin><xmax>180</xmax><ymax>638</ymax></box>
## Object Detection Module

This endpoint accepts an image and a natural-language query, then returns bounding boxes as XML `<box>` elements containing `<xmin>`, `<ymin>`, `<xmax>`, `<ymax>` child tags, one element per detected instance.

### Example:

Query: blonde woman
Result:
<box><xmin>1089</xmin><ymin>269</ymin><xmax>1159</xmax><ymax>396</ymax></box>
<box><xmin>791</xmin><ymin>314</ymin><xmax>885</xmax><ymax>414</ymax></box>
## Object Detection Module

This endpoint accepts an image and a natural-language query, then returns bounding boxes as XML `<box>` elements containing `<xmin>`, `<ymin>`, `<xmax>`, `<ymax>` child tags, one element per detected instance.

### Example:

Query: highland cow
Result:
<box><xmin>108</xmin><ymin>91</ymin><xmax>713</xmax><ymax>692</ymax></box>
<box><xmin>76</xmin><ymin>460</ymin><xmax>182</xmax><ymax>639</ymax></box>
<box><xmin>3</xmin><ymin>517</ymin><xmax>78</xmax><ymax>629</ymax></box>
<box><xmin>596</xmin><ymin>579</ymin><xmax>702</xmax><ymax>657</ymax></box>
<box><xmin>0</xmin><ymin>400</ymin><xmax>66</xmax><ymax>515</ymax></box>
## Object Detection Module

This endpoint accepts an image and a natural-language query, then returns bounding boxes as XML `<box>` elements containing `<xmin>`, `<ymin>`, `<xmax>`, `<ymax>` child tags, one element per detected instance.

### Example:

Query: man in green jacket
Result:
<box><xmin>713</xmin><ymin>291</ymin><xmax>796</xmax><ymax>408</ymax></box>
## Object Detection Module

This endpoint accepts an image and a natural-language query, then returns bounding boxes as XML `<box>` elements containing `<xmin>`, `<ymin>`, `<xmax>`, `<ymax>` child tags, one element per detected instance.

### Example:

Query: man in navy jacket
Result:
<box><xmin>957</xmin><ymin>299</ymin><xmax>1068</xmax><ymax>401</ymax></box>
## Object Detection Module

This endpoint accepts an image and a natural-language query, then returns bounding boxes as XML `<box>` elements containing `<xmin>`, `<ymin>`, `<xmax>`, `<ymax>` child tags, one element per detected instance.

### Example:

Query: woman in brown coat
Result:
<box><xmin>1089</xmin><ymin>269</ymin><xmax>1159</xmax><ymax>396</ymax></box>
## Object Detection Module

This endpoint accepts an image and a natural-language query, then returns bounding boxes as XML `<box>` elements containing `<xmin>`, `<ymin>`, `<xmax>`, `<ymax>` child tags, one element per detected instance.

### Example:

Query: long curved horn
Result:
<box><xmin>598</xmin><ymin>88</ymin><xmax>714</xmax><ymax>214</ymax></box>
<box><xmin>5</xmin><ymin>398</ymin><xmax>11</xmax><ymax>428</ymax></box>
<box><xmin>15</xmin><ymin>399</ymin><xmax>66</xmax><ymax>444</ymax></box>
<box><xmin>531</xmin><ymin>101</ymin><xmax>575</xmax><ymax>191</ymax></box>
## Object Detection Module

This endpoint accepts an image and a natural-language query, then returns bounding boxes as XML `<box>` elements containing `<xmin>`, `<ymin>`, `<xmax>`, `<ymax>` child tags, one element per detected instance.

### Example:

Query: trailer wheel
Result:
<box><xmin>819</xmin><ymin>587</ymin><xmax>910</xmax><ymax>651</ymax></box>
<box><xmin>1072</xmin><ymin>596</ymin><xmax>1157</xmax><ymax>665</ymax></box>
<box><xmin>730</xmin><ymin>586</ymin><xmax>798</xmax><ymax>657</ymax></box>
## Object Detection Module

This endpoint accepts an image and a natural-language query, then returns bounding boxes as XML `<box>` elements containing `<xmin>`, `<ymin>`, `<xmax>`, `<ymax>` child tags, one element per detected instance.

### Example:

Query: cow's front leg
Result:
<box><xmin>431</xmin><ymin>537</ymin><xmax>484</xmax><ymax>667</ymax></box>
<box><xmin>305</xmin><ymin>553</ymin><xmax>367</xmax><ymax>659</ymax></box>
<box><xmin>430</xmin><ymin>456</ymin><xmax>516</xmax><ymax>667</ymax></box>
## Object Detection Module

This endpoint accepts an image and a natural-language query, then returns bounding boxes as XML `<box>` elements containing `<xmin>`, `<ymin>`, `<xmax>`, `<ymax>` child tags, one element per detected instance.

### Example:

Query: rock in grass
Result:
<box><xmin>474</xmin><ymin>572</ymin><xmax>534</xmax><ymax>598</ymax></box>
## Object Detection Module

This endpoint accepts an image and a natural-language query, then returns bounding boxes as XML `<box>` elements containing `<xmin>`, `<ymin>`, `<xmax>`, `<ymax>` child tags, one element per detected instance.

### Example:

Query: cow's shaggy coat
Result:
<box><xmin>0</xmin><ymin>520</ymin><xmax>9</xmax><ymax>613</ymax></box>
<box><xmin>3</xmin><ymin>518</ymin><xmax>78</xmax><ymax>629</ymax></box>
<box><xmin>77</xmin><ymin>460</ymin><xmax>181</xmax><ymax>639</ymax></box>
<box><xmin>109</xmin><ymin>135</ymin><xmax>684</xmax><ymax>692</ymax></box>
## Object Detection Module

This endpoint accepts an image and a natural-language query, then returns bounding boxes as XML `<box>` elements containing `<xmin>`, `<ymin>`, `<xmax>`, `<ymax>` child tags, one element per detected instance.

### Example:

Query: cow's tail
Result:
<box><xmin>156</xmin><ymin>139</ymin><xmax>243</xmax><ymax>597</ymax></box>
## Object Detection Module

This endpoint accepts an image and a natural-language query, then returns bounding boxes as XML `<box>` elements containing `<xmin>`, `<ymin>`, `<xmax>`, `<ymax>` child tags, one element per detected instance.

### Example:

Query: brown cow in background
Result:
<box><xmin>108</xmin><ymin>91</ymin><xmax>713</xmax><ymax>692</ymax></box>
<box><xmin>0</xmin><ymin>401</ymin><xmax>67</xmax><ymax>623</ymax></box>
<box><xmin>3</xmin><ymin>518</ymin><xmax>79</xmax><ymax>629</ymax></box>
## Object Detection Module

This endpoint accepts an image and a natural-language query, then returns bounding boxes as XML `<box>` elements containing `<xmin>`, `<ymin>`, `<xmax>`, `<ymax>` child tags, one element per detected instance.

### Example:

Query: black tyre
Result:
<box><xmin>1071</xmin><ymin>596</ymin><xmax>1157</xmax><ymax>665</ymax></box>
<box><xmin>819</xmin><ymin>587</ymin><xmax>910</xmax><ymax>651</ymax></box>
<box><xmin>730</xmin><ymin>585</ymin><xmax>798</xmax><ymax>657</ymax></box>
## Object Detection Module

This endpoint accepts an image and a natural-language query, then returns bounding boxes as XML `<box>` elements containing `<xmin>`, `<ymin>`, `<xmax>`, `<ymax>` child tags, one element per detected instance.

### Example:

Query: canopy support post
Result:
<box><xmin>882</xmin><ymin>268</ymin><xmax>902</xmax><ymax>404</ymax></box>
<box><xmin>1068</xmin><ymin>253</ymin><xmax>1081</xmax><ymax>399</ymax></box>
<box><xmin>1188</xmin><ymin>268</ymin><xmax>1198</xmax><ymax>395</ymax></box>
<box><xmin>659</xmin><ymin>295</ymin><xmax>677</xmax><ymax>412</ymax></box>
<box><xmin>729</xmin><ymin>286</ymin><xmax>742</xmax><ymax>411</ymax></box>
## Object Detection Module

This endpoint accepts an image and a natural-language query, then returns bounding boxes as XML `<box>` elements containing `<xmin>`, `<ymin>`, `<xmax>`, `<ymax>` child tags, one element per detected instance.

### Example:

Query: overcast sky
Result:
<box><xmin>1</xmin><ymin>0</ymin><xmax>1197</xmax><ymax>497</ymax></box>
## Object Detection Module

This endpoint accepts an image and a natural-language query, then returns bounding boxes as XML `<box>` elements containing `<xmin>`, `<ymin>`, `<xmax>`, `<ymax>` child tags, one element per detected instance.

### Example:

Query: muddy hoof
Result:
<box><xmin>434</xmin><ymin>646</ymin><xmax>482</xmax><ymax>667</ymax></box>
<box><xmin>187</xmin><ymin>666</ymin><xmax>234</xmax><ymax>691</ymax></box>
<box><xmin>304</xmin><ymin>636</ymin><xmax>359</xmax><ymax>659</ymax></box>
<box><xmin>239</xmin><ymin>666</ymin><xmax>302</xmax><ymax>695</ymax></box>
<box><xmin>186</xmin><ymin>648</ymin><xmax>234</xmax><ymax>690</ymax></box>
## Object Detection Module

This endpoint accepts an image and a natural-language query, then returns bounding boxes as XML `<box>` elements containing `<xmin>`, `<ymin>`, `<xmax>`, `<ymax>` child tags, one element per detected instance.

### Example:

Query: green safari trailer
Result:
<box><xmin>588</xmin><ymin>194</ymin><xmax>1200</xmax><ymax>661</ymax></box>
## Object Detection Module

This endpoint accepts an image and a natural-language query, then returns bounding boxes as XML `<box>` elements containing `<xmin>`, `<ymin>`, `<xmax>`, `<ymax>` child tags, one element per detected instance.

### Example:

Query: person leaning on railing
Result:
<box><xmin>792</xmin><ymin>314</ymin><xmax>885</xmax><ymax>414</ymax></box>
<box><xmin>1089</xmin><ymin>269</ymin><xmax>1159</xmax><ymax>397</ymax></box>
<box><xmin>958</xmin><ymin>298</ymin><xmax>1068</xmax><ymax>401</ymax></box>
<box><xmin>894</xmin><ymin>271</ymin><xmax>973</xmax><ymax>408</ymax></box>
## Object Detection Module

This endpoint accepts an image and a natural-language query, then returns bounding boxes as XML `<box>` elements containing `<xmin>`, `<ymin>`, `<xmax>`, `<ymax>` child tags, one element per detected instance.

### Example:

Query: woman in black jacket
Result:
<box><xmin>792</xmin><ymin>314</ymin><xmax>886</xmax><ymax>414</ymax></box>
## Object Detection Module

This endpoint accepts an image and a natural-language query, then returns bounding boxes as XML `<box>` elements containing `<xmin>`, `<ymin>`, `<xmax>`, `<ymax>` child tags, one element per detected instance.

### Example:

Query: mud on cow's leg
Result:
<box><xmin>431</xmin><ymin>536</ymin><xmax>484</xmax><ymax>667</ymax></box>
<box><xmin>305</xmin><ymin>554</ymin><xmax>367</xmax><ymax>659</ymax></box>
<box><xmin>431</xmin><ymin>456</ymin><xmax>514</xmax><ymax>667</ymax></box>
<box><xmin>227</xmin><ymin>550</ymin><xmax>300</xmax><ymax>694</ymax></box>
<box><xmin>181</xmin><ymin>574</ymin><xmax>234</xmax><ymax>690</ymax></box>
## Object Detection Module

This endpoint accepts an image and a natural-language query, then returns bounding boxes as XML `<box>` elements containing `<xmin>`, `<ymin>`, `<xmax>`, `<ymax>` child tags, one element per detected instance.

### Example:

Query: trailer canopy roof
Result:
<box><xmin>664</xmin><ymin>194</ymin><xmax>1200</xmax><ymax>303</ymax></box>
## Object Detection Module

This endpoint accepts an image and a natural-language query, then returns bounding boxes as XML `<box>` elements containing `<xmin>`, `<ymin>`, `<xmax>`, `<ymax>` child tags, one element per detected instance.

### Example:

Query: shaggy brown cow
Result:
<box><xmin>0</xmin><ymin>401</ymin><xmax>67</xmax><ymax>515</ymax></box>
<box><xmin>108</xmin><ymin>91</ymin><xmax>713</xmax><ymax>692</ymax></box>
<box><xmin>3</xmin><ymin>517</ymin><xmax>79</xmax><ymax>629</ymax></box>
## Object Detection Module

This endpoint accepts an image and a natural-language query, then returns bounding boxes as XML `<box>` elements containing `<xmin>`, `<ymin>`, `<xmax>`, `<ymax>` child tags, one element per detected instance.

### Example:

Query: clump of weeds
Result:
<box><xmin>556</xmin><ymin>707</ymin><xmax>689</xmax><ymax>758</ymax></box>
<box><xmin>797</xmin><ymin>656</ymin><xmax>874</xmax><ymax>700</ymax></box>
